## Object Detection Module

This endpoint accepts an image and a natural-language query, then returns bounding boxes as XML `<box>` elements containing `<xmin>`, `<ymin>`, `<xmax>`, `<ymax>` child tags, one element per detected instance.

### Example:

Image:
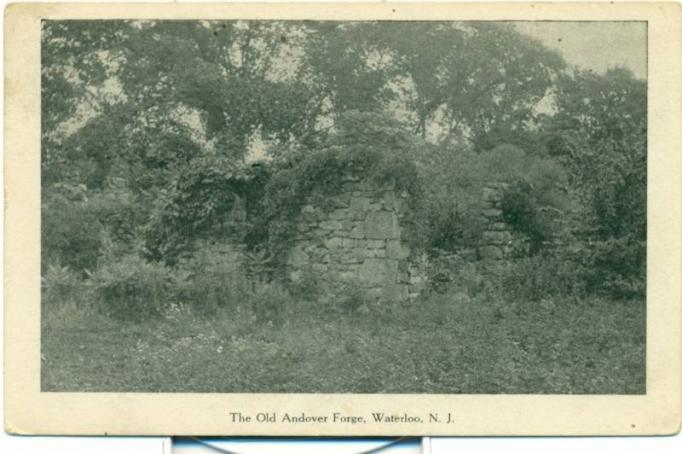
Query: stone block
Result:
<box><xmin>383</xmin><ymin>283</ymin><xmax>408</xmax><ymax>302</ymax></box>
<box><xmin>482</xmin><ymin>230</ymin><xmax>512</xmax><ymax>244</ymax></box>
<box><xmin>320</xmin><ymin>220</ymin><xmax>342</xmax><ymax>230</ymax></box>
<box><xmin>302</xmin><ymin>212</ymin><xmax>319</xmax><ymax>223</ymax></box>
<box><xmin>482</xmin><ymin>208</ymin><xmax>503</xmax><ymax>219</ymax></box>
<box><xmin>341</xmin><ymin>238</ymin><xmax>356</xmax><ymax>248</ymax></box>
<box><xmin>297</xmin><ymin>223</ymin><xmax>312</xmax><ymax>233</ymax></box>
<box><xmin>482</xmin><ymin>187</ymin><xmax>499</xmax><ymax>202</ymax></box>
<box><xmin>340</xmin><ymin>255</ymin><xmax>363</xmax><ymax>265</ymax></box>
<box><xmin>350</xmin><ymin>210</ymin><xmax>367</xmax><ymax>221</ymax></box>
<box><xmin>310</xmin><ymin>250</ymin><xmax>330</xmax><ymax>264</ymax></box>
<box><xmin>483</xmin><ymin>187</ymin><xmax>506</xmax><ymax>204</ymax></box>
<box><xmin>386</xmin><ymin>240</ymin><xmax>410</xmax><ymax>259</ymax></box>
<box><xmin>358</xmin><ymin>258</ymin><xmax>398</xmax><ymax>286</ymax></box>
<box><xmin>366</xmin><ymin>239</ymin><xmax>385</xmax><ymax>249</ymax></box>
<box><xmin>335</xmin><ymin>270</ymin><xmax>357</xmax><ymax>281</ymax></box>
<box><xmin>324</xmin><ymin>237</ymin><xmax>344</xmax><ymax>249</ymax></box>
<box><xmin>288</xmin><ymin>269</ymin><xmax>303</xmax><ymax>282</ymax></box>
<box><xmin>479</xmin><ymin>245</ymin><xmax>503</xmax><ymax>260</ymax></box>
<box><xmin>365</xmin><ymin>287</ymin><xmax>383</xmax><ymax>300</ymax></box>
<box><xmin>365</xmin><ymin>211</ymin><xmax>400</xmax><ymax>239</ymax></box>
<box><xmin>331</xmin><ymin>193</ymin><xmax>351</xmax><ymax>208</ymax></box>
<box><xmin>459</xmin><ymin>248</ymin><xmax>478</xmax><ymax>261</ymax></box>
<box><xmin>287</xmin><ymin>245</ymin><xmax>308</xmax><ymax>267</ymax></box>
<box><xmin>329</xmin><ymin>209</ymin><xmax>349</xmax><ymax>220</ymax></box>
<box><xmin>382</xmin><ymin>190</ymin><xmax>397</xmax><ymax>210</ymax></box>
<box><xmin>350</xmin><ymin>196</ymin><xmax>371</xmax><ymax>212</ymax></box>
<box><xmin>361</xmin><ymin>248</ymin><xmax>387</xmax><ymax>258</ymax></box>
<box><xmin>350</xmin><ymin>224</ymin><xmax>365</xmax><ymax>239</ymax></box>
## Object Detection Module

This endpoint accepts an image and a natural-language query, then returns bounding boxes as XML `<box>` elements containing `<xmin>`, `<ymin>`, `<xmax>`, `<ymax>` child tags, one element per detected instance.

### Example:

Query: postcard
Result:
<box><xmin>4</xmin><ymin>2</ymin><xmax>681</xmax><ymax>435</ymax></box>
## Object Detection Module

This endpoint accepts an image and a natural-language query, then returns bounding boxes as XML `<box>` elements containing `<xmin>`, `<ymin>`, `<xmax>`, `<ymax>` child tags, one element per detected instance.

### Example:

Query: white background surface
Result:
<box><xmin>1</xmin><ymin>0</ymin><xmax>680</xmax><ymax>452</ymax></box>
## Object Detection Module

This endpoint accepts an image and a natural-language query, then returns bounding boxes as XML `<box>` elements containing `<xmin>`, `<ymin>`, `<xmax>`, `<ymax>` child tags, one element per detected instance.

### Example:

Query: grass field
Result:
<box><xmin>42</xmin><ymin>292</ymin><xmax>645</xmax><ymax>394</ymax></box>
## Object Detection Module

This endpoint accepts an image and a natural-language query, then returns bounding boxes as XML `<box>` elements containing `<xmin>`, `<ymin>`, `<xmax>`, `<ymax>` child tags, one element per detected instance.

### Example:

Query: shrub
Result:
<box><xmin>445</xmin><ymin>262</ymin><xmax>488</xmax><ymax>298</ymax></box>
<box><xmin>175</xmin><ymin>245</ymin><xmax>250</xmax><ymax>314</ymax></box>
<box><xmin>415</xmin><ymin>143</ymin><xmax>568</xmax><ymax>256</ymax></box>
<box><xmin>145</xmin><ymin>111</ymin><xmax>424</xmax><ymax>269</ymax></box>
<box><xmin>251</xmin><ymin>283</ymin><xmax>289</xmax><ymax>326</ymax></box>
<box><xmin>287</xmin><ymin>269</ymin><xmax>322</xmax><ymax>303</ymax></box>
<box><xmin>497</xmin><ymin>253</ymin><xmax>587</xmax><ymax>302</ymax></box>
<box><xmin>42</xmin><ymin>184</ymin><xmax>104</xmax><ymax>273</ymax></box>
<box><xmin>42</xmin><ymin>264</ymin><xmax>86</xmax><ymax>306</ymax></box>
<box><xmin>500</xmin><ymin>181</ymin><xmax>551</xmax><ymax>254</ymax></box>
<box><xmin>142</xmin><ymin>156</ymin><xmax>265</xmax><ymax>264</ymax></box>
<box><xmin>334</xmin><ymin>283</ymin><xmax>368</xmax><ymax>314</ymax></box>
<box><xmin>495</xmin><ymin>151</ymin><xmax>568</xmax><ymax>255</ymax></box>
<box><xmin>91</xmin><ymin>254</ymin><xmax>175</xmax><ymax>321</ymax></box>
<box><xmin>584</xmin><ymin>236</ymin><xmax>645</xmax><ymax>299</ymax></box>
<box><xmin>42</xmin><ymin>181</ymin><xmax>150</xmax><ymax>273</ymax></box>
<box><xmin>86</xmin><ymin>182</ymin><xmax>148</xmax><ymax>252</ymax></box>
<box><xmin>414</xmin><ymin>144</ymin><xmax>486</xmax><ymax>252</ymax></box>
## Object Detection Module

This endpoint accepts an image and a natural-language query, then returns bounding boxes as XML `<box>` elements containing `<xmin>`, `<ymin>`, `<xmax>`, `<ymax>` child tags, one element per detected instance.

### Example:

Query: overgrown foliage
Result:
<box><xmin>545</xmin><ymin>68</ymin><xmax>646</xmax><ymax>297</ymax></box>
<box><xmin>415</xmin><ymin>143</ymin><xmax>567</xmax><ymax>255</ymax></box>
<box><xmin>144</xmin><ymin>111</ymin><xmax>423</xmax><ymax>269</ymax></box>
<box><xmin>37</xmin><ymin>19</ymin><xmax>649</xmax><ymax>399</ymax></box>
<box><xmin>43</xmin><ymin>272</ymin><xmax>645</xmax><ymax>393</ymax></box>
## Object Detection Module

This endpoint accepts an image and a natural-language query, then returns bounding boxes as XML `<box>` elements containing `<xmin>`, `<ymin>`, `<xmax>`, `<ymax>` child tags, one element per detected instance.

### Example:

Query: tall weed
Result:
<box><xmin>175</xmin><ymin>245</ymin><xmax>250</xmax><ymax>314</ymax></box>
<box><xmin>91</xmin><ymin>254</ymin><xmax>174</xmax><ymax>321</ymax></box>
<box><xmin>42</xmin><ymin>264</ymin><xmax>86</xmax><ymax>306</ymax></box>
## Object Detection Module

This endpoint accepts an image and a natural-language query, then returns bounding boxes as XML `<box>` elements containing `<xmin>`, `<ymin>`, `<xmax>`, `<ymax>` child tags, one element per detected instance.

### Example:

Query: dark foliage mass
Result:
<box><xmin>40</xmin><ymin>20</ymin><xmax>646</xmax><ymax>393</ymax></box>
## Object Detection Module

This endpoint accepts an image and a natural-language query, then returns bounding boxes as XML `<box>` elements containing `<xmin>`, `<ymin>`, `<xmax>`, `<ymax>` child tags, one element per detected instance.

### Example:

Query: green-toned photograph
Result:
<box><xmin>41</xmin><ymin>20</ymin><xmax>646</xmax><ymax>394</ymax></box>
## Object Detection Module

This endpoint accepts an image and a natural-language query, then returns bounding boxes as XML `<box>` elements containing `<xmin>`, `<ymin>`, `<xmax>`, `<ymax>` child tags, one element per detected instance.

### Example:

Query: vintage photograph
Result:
<box><xmin>39</xmin><ymin>18</ymin><xmax>647</xmax><ymax>395</ymax></box>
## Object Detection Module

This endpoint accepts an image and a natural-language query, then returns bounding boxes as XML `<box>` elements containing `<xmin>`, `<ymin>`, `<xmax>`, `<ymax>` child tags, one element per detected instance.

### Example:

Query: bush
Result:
<box><xmin>497</xmin><ymin>254</ymin><xmax>587</xmax><ymax>302</ymax></box>
<box><xmin>415</xmin><ymin>143</ymin><xmax>567</xmax><ymax>255</ymax></box>
<box><xmin>287</xmin><ymin>269</ymin><xmax>322</xmax><ymax>303</ymax></box>
<box><xmin>334</xmin><ymin>283</ymin><xmax>368</xmax><ymax>314</ymax></box>
<box><xmin>175</xmin><ymin>245</ymin><xmax>250</xmax><ymax>314</ymax></box>
<box><xmin>251</xmin><ymin>283</ymin><xmax>289</xmax><ymax>326</ymax></box>
<box><xmin>145</xmin><ymin>111</ymin><xmax>424</xmax><ymax>268</ymax></box>
<box><xmin>423</xmin><ymin>253</ymin><xmax>479</xmax><ymax>296</ymax></box>
<box><xmin>42</xmin><ymin>184</ymin><xmax>104</xmax><ymax>273</ymax></box>
<box><xmin>42</xmin><ymin>181</ymin><xmax>150</xmax><ymax>273</ymax></box>
<box><xmin>87</xmin><ymin>182</ymin><xmax>148</xmax><ymax>252</ymax></box>
<box><xmin>42</xmin><ymin>264</ymin><xmax>86</xmax><ymax>306</ymax></box>
<box><xmin>584</xmin><ymin>236</ymin><xmax>645</xmax><ymax>299</ymax></box>
<box><xmin>414</xmin><ymin>144</ymin><xmax>486</xmax><ymax>252</ymax></box>
<box><xmin>495</xmin><ymin>151</ymin><xmax>568</xmax><ymax>254</ymax></box>
<box><xmin>91</xmin><ymin>254</ymin><xmax>175</xmax><ymax>321</ymax></box>
<box><xmin>500</xmin><ymin>181</ymin><xmax>552</xmax><ymax>254</ymax></box>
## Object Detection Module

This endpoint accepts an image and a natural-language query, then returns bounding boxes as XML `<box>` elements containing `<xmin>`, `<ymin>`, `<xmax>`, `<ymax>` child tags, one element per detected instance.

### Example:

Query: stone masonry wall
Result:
<box><xmin>478</xmin><ymin>182</ymin><xmax>515</xmax><ymax>260</ymax></box>
<box><xmin>211</xmin><ymin>178</ymin><xmax>518</xmax><ymax>301</ymax></box>
<box><xmin>286</xmin><ymin>176</ymin><xmax>420</xmax><ymax>303</ymax></box>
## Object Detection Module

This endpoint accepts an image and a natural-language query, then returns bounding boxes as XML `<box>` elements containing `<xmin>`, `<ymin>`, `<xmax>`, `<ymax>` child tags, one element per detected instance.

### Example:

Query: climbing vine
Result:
<box><xmin>144</xmin><ymin>111</ymin><xmax>425</xmax><ymax>269</ymax></box>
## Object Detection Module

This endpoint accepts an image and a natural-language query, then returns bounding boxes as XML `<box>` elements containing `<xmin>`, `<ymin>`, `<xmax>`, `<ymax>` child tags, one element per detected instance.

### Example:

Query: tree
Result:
<box><xmin>41</xmin><ymin>21</ymin><xmax>131</xmax><ymax>186</ymax></box>
<box><xmin>368</xmin><ymin>22</ymin><xmax>564</xmax><ymax>147</ymax></box>
<box><xmin>546</xmin><ymin>67</ymin><xmax>646</xmax><ymax>295</ymax></box>
<box><xmin>300</xmin><ymin>22</ymin><xmax>397</xmax><ymax>118</ymax></box>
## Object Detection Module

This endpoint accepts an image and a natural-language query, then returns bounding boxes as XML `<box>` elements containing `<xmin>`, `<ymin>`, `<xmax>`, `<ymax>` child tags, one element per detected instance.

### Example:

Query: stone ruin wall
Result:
<box><xmin>478</xmin><ymin>182</ymin><xmax>515</xmax><ymax>260</ymax></box>
<box><xmin>212</xmin><ymin>178</ymin><xmax>517</xmax><ymax>302</ymax></box>
<box><xmin>286</xmin><ymin>176</ymin><xmax>424</xmax><ymax>303</ymax></box>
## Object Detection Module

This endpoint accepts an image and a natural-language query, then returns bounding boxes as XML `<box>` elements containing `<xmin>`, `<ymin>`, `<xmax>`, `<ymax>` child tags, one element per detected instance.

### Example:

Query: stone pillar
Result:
<box><xmin>478</xmin><ymin>183</ymin><xmax>513</xmax><ymax>260</ymax></box>
<box><xmin>287</xmin><ymin>176</ymin><xmax>416</xmax><ymax>303</ymax></box>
